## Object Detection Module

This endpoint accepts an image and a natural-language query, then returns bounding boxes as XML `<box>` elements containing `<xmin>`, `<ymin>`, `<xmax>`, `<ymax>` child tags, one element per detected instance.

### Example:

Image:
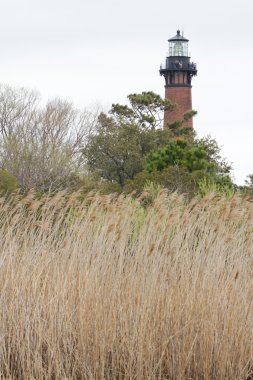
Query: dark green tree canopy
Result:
<box><xmin>83</xmin><ymin>114</ymin><xmax>171</xmax><ymax>187</ymax></box>
<box><xmin>83</xmin><ymin>92</ymin><xmax>177</xmax><ymax>186</ymax></box>
<box><xmin>83</xmin><ymin>91</ymin><xmax>233</xmax><ymax>193</ymax></box>
<box><xmin>146</xmin><ymin>140</ymin><xmax>218</xmax><ymax>174</ymax></box>
<box><xmin>145</xmin><ymin>138</ymin><xmax>233</xmax><ymax>191</ymax></box>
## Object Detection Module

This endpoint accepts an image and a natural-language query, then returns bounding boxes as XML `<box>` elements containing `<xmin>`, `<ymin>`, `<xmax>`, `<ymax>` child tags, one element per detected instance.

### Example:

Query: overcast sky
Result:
<box><xmin>0</xmin><ymin>0</ymin><xmax>252</xmax><ymax>184</ymax></box>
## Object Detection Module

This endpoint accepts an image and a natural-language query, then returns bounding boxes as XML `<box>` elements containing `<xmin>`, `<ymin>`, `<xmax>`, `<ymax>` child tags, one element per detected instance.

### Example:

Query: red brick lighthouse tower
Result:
<box><xmin>160</xmin><ymin>30</ymin><xmax>197</xmax><ymax>128</ymax></box>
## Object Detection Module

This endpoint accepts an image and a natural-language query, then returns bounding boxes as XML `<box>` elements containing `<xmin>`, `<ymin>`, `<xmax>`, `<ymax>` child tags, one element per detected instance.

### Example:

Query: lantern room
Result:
<box><xmin>159</xmin><ymin>30</ymin><xmax>197</xmax><ymax>86</ymax></box>
<box><xmin>168</xmin><ymin>30</ymin><xmax>189</xmax><ymax>57</ymax></box>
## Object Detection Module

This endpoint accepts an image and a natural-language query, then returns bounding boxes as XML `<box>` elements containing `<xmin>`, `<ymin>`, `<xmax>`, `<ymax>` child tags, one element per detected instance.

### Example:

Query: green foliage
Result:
<box><xmin>245</xmin><ymin>174</ymin><xmax>253</xmax><ymax>190</ymax></box>
<box><xmin>166</xmin><ymin>110</ymin><xmax>197</xmax><ymax>142</ymax></box>
<box><xmin>183</xmin><ymin>110</ymin><xmax>198</xmax><ymax>121</ymax></box>
<box><xmin>146</xmin><ymin>139</ymin><xmax>217</xmax><ymax>174</ymax></box>
<box><xmin>143</xmin><ymin>138</ymin><xmax>233</xmax><ymax>196</ymax></box>
<box><xmin>183</xmin><ymin>146</ymin><xmax>216</xmax><ymax>173</ymax></box>
<box><xmin>83</xmin><ymin>91</ymin><xmax>233</xmax><ymax>196</ymax></box>
<box><xmin>111</xmin><ymin>91</ymin><xmax>175</xmax><ymax>129</ymax></box>
<box><xmin>146</xmin><ymin>140</ymin><xmax>187</xmax><ymax>172</ymax></box>
<box><xmin>198</xmin><ymin>177</ymin><xmax>235</xmax><ymax>198</ymax></box>
<box><xmin>124</xmin><ymin>167</ymin><xmax>205</xmax><ymax>198</ymax></box>
<box><xmin>194</xmin><ymin>135</ymin><xmax>232</xmax><ymax>175</ymax></box>
<box><xmin>83</xmin><ymin>93</ymin><xmax>176</xmax><ymax>187</ymax></box>
<box><xmin>0</xmin><ymin>84</ymin><xmax>236</xmax><ymax>197</ymax></box>
<box><xmin>241</xmin><ymin>174</ymin><xmax>253</xmax><ymax>197</ymax></box>
<box><xmin>0</xmin><ymin>169</ymin><xmax>18</xmax><ymax>194</ymax></box>
<box><xmin>140</xmin><ymin>181</ymin><xmax>163</xmax><ymax>207</ymax></box>
<box><xmin>168</xmin><ymin>122</ymin><xmax>194</xmax><ymax>140</ymax></box>
<box><xmin>123</xmin><ymin>171</ymin><xmax>157</xmax><ymax>195</ymax></box>
<box><xmin>84</xmin><ymin>123</ymin><xmax>146</xmax><ymax>187</ymax></box>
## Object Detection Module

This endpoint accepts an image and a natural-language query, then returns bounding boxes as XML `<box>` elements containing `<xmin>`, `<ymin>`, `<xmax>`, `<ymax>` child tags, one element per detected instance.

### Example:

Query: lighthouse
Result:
<box><xmin>160</xmin><ymin>30</ymin><xmax>197</xmax><ymax>128</ymax></box>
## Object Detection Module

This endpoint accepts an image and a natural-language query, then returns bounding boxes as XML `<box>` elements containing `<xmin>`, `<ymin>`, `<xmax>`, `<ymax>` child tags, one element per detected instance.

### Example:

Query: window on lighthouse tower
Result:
<box><xmin>173</xmin><ymin>41</ymin><xmax>183</xmax><ymax>56</ymax></box>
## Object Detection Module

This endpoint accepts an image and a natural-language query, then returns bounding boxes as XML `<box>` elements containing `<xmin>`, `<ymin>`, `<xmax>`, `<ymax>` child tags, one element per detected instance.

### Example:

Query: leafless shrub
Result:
<box><xmin>0</xmin><ymin>85</ymin><xmax>99</xmax><ymax>191</ymax></box>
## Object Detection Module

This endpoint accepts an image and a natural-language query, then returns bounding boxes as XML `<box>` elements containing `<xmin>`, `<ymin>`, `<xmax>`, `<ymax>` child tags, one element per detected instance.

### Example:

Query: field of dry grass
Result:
<box><xmin>0</xmin><ymin>190</ymin><xmax>252</xmax><ymax>379</ymax></box>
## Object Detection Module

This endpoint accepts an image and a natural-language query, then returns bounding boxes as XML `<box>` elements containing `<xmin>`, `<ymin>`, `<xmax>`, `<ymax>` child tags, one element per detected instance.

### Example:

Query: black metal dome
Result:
<box><xmin>168</xmin><ymin>30</ymin><xmax>189</xmax><ymax>42</ymax></box>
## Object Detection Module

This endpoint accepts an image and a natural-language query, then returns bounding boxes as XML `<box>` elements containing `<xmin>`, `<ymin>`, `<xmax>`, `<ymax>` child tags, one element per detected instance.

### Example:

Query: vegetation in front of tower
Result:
<box><xmin>0</xmin><ymin>84</ymin><xmax>251</xmax><ymax>196</ymax></box>
<box><xmin>83</xmin><ymin>91</ymin><xmax>233</xmax><ymax>196</ymax></box>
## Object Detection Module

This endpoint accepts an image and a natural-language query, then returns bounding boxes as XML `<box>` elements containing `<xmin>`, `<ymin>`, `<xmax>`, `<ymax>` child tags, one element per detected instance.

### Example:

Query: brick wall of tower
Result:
<box><xmin>164</xmin><ymin>86</ymin><xmax>193</xmax><ymax>128</ymax></box>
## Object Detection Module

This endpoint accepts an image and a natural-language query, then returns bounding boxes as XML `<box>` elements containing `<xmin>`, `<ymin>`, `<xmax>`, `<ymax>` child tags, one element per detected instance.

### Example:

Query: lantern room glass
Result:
<box><xmin>169</xmin><ymin>41</ymin><xmax>188</xmax><ymax>57</ymax></box>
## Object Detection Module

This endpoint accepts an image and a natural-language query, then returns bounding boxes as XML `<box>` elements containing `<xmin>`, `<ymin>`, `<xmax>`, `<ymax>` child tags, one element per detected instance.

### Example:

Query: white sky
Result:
<box><xmin>0</xmin><ymin>0</ymin><xmax>252</xmax><ymax>184</ymax></box>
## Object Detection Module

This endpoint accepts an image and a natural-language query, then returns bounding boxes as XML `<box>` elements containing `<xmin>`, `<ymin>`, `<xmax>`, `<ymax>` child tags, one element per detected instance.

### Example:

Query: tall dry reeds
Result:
<box><xmin>0</xmin><ymin>190</ymin><xmax>251</xmax><ymax>379</ymax></box>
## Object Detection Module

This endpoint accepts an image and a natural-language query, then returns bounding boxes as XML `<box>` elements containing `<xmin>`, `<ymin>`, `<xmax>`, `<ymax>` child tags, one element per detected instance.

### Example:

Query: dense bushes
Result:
<box><xmin>0</xmin><ymin>169</ymin><xmax>18</xmax><ymax>194</ymax></box>
<box><xmin>0</xmin><ymin>85</ymin><xmax>250</xmax><ymax>196</ymax></box>
<box><xmin>83</xmin><ymin>92</ymin><xmax>234</xmax><ymax>196</ymax></box>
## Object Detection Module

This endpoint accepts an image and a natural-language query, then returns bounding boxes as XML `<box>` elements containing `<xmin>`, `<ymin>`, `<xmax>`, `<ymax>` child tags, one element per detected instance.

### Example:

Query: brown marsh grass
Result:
<box><xmin>0</xmin><ymin>190</ymin><xmax>252</xmax><ymax>379</ymax></box>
